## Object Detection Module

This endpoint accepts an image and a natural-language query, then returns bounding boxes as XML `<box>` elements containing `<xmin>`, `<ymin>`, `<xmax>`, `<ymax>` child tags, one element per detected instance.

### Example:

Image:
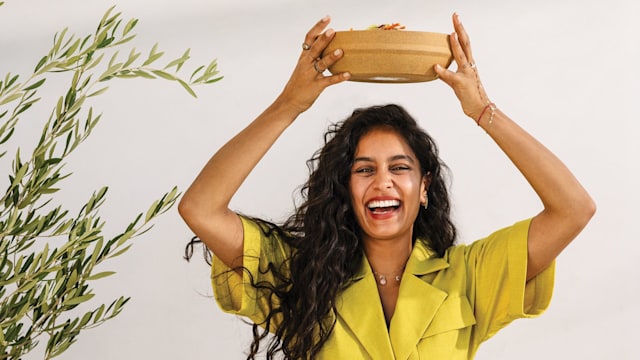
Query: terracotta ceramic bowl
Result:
<box><xmin>322</xmin><ymin>30</ymin><xmax>453</xmax><ymax>83</ymax></box>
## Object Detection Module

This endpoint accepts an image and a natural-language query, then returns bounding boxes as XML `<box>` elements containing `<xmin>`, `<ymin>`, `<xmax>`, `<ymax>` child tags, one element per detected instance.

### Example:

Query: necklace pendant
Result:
<box><xmin>378</xmin><ymin>274</ymin><xmax>387</xmax><ymax>286</ymax></box>
<box><xmin>374</xmin><ymin>271</ymin><xmax>402</xmax><ymax>286</ymax></box>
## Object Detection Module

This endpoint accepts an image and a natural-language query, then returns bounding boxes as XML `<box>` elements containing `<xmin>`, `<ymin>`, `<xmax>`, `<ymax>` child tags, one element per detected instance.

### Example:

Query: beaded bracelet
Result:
<box><xmin>476</xmin><ymin>102</ymin><xmax>496</xmax><ymax>126</ymax></box>
<box><xmin>486</xmin><ymin>103</ymin><xmax>496</xmax><ymax>126</ymax></box>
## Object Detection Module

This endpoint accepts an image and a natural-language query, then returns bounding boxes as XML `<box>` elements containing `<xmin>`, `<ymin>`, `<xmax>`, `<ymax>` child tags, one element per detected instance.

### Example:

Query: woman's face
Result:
<box><xmin>349</xmin><ymin>127</ymin><xmax>428</xmax><ymax>244</ymax></box>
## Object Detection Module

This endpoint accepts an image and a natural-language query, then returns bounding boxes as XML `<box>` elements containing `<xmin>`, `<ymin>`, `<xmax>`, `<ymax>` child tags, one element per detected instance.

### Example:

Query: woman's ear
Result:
<box><xmin>420</xmin><ymin>171</ymin><xmax>432</xmax><ymax>204</ymax></box>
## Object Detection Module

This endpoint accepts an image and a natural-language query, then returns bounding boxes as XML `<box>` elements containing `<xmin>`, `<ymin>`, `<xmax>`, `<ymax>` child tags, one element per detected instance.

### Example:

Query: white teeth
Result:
<box><xmin>367</xmin><ymin>200</ymin><xmax>400</xmax><ymax>209</ymax></box>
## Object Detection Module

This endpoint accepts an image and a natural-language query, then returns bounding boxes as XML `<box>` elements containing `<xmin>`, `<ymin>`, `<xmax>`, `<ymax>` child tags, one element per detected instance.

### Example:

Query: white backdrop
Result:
<box><xmin>1</xmin><ymin>0</ymin><xmax>638</xmax><ymax>359</ymax></box>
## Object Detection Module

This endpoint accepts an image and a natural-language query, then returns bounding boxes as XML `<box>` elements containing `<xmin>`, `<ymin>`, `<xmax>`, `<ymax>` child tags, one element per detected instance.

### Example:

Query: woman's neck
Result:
<box><xmin>363</xmin><ymin>235</ymin><xmax>413</xmax><ymax>276</ymax></box>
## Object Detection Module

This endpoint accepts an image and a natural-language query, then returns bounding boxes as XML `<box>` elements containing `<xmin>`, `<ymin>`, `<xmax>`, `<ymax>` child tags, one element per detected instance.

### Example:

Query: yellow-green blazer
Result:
<box><xmin>213</xmin><ymin>217</ymin><xmax>554</xmax><ymax>359</ymax></box>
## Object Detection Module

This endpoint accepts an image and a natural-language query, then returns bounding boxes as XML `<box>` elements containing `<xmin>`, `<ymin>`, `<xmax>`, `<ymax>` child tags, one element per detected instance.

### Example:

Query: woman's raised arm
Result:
<box><xmin>435</xmin><ymin>13</ymin><xmax>596</xmax><ymax>280</ymax></box>
<box><xmin>178</xmin><ymin>17</ymin><xmax>350</xmax><ymax>269</ymax></box>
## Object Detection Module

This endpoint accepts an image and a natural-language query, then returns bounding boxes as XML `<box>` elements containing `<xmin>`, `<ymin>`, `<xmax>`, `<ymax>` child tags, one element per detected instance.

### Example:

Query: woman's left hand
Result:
<box><xmin>434</xmin><ymin>13</ymin><xmax>490</xmax><ymax>122</ymax></box>
<box><xmin>435</xmin><ymin>15</ymin><xmax>596</xmax><ymax>281</ymax></box>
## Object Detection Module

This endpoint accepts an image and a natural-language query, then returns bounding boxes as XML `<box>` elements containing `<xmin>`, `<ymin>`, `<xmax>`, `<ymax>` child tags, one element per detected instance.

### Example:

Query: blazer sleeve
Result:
<box><xmin>211</xmin><ymin>216</ymin><xmax>291</xmax><ymax>330</ymax></box>
<box><xmin>463</xmin><ymin>218</ymin><xmax>555</xmax><ymax>344</ymax></box>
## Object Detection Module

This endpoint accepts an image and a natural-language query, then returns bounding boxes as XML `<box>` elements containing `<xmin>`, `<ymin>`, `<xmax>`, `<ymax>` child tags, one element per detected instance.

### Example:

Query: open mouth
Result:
<box><xmin>367</xmin><ymin>199</ymin><xmax>401</xmax><ymax>214</ymax></box>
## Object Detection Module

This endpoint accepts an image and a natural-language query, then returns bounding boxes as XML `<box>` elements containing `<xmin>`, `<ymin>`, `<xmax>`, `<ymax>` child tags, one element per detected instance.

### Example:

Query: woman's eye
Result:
<box><xmin>355</xmin><ymin>167</ymin><xmax>374</xmax><ymax>174</ymax></box>
<box><xmin>391</xmin><ymin>165</ymin><xmax>410</xmax><ymax>172</ymax></box>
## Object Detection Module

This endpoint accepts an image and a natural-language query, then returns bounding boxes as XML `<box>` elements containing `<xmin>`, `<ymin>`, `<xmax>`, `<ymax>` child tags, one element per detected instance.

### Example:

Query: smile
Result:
<box><xmin>367</xmin><ymin>199</ymin><xmax>401</xmax><ymax>214</ymax></box>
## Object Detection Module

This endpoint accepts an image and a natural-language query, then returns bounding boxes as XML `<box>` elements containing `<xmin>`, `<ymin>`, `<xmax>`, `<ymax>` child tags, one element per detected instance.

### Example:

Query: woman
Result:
<box><xmin>179</xmin><ymin>14</ymin><xmax>595</xmax><ymax>359</ymax></box>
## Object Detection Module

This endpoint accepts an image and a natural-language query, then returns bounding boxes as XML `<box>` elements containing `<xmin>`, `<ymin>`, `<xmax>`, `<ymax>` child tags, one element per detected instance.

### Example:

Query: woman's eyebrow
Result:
<box><xmin>353</xmin><ymin>156</ymin><xmax>374</xmax><ymax>163</ymax></box>
<box><xmin>389</xmin><ymin>154</ymin><xmax>415</xmax><ymax>163</ymax></box>
<box><xmin>353</xmin><ymin>154</ymin><xmax>415</xmax><ymax>163</ymax></box>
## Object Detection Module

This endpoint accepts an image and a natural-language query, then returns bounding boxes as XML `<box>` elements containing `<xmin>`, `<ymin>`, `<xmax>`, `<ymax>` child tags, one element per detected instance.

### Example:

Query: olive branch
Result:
<box><xmin>0</xmin><ymin>6</ymin><xmax>221</xmax><ymax>358</ymax></box>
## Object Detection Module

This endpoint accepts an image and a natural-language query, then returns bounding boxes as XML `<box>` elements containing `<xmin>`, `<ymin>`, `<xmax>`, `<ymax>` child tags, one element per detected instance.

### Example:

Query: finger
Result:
<box><xmin>316</xmin><ymin>48</ymin><xmax>343</xmax><ymax>70</ymax></box>
<box><xmin>434</xmin><ymin>64</ymin><xmax>454</xmax><ymax>86</ymax></box>
<box><xmin>449</xmin><ymin>31</ymin><xmax>469</xmax><ymax>70</ymax></box>
<box><xmin>311</xmin><ymin>47</ymin><xmax>345</xmax><ymax>79</ymax></box>
<box><xmin>453</xmin><ymin>13</ymin><xmax>474</xmax><ymax>63</ymax></box>
<box><xmin>319</xmin><ymin>71</ymin><xmax>351</xmax><ymax>87</ymax></box>
<box><xmin>303</xmin><ymin>16</ymin><xmax>331</xmax><ymax>52</ymax></box>
<box><xmin>308</xmin><ymin>28</ymin><xmax>336</xmax><ymax>59</ymax></box>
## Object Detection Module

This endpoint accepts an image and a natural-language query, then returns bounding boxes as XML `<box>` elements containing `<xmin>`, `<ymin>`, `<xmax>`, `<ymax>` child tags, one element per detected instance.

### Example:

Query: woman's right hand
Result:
<box><xmin>275</xmin><ymin>16</ymin><xmax>351</xmax><ymax>115</ymax></box>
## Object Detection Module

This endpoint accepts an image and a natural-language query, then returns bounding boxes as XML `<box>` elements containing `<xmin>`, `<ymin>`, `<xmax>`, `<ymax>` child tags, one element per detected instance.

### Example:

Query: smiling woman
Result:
<box><xmin>350</xmin><ymin>128</ymin><xmax>427</xmax><ymax>243</ymax></box>
<box><xmin>179</xmin><ymin>13</ymin><xmax>595</xmax><ymax>360</ymax></box>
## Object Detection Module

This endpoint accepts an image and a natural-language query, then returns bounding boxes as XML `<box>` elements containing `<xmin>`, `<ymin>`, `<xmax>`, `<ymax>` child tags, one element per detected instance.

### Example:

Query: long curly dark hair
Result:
<box><xmin>185</xmin><ymin>104</ymin><xmax>456</xmax><ymax>359</ymax></box>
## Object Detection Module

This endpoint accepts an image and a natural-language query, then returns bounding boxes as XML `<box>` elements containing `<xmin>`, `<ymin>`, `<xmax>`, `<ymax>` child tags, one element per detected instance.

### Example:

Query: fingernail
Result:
<box><xmin>435</xmin><ymin>64</ymin><xmax>442</xmax><ymax>70</ymax></box>
<box><xmin>343</xmin><ymin>72</ymin><xmax>351</xmax><ymax>79</ymax></box>
<box><xmin>326</xmin><ymin>28</ymin><xmax>334</xmax><ymax>37</ymax></box>
<box><xmin>322</xmin><ymin>15</ymin><xmax>330</xmax><ymax>22</ymax></box>
<box><xmin>333</xmin><ymin>49</ymin><xmax>342</xmax><ymax>56</ymax></box>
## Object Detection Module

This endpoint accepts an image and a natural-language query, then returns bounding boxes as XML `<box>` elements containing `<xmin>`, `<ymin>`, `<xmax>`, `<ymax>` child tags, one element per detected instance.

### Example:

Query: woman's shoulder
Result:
<box><xmin>442</xmin><ymin>218</ymin><xmax>533</xmax><ymax>259</ymax></box>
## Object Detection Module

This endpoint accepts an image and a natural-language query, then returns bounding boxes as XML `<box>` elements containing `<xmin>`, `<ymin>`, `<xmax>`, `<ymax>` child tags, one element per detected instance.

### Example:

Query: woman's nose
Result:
<box><xmin>373</xmin><ymin>170</ymin><xmax>393</xmax><ymax>189</ymax></box>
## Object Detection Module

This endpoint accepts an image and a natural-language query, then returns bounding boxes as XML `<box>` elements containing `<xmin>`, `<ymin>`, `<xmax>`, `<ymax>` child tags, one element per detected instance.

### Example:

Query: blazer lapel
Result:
<box><xmin>335</xmin><ymin>242</ymin><xmax>450</xmax><ymax>360</ymax></box>
<box><xmin>336</xmin><ymin>257</ymin><xmax>395</xmax><ymax>359</ymax></box>
<box><xmin>389</xmin><ymin>241</ymin><xmax>450</xmax><ymax>360</ymax></box>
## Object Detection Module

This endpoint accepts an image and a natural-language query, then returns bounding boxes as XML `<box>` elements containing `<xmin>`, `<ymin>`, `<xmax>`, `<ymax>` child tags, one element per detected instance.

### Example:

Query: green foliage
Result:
<box><xmin>0</xmin><ymin>6</ymin><xmax>221</xmax><ymax>359</ymax></box>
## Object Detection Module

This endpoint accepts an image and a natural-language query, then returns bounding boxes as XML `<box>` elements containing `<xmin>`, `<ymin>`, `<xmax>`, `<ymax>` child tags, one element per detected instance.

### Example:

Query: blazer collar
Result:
<box><xmin>405</xmin><ymin>239</ymin><xmax>449</xmax><ymax>275</ymax></box>
<box><xmin>336</xmin><ymin>240</ymin><xmax>450</xmax><ymax>359</ymax></box>
<box><xmin>350</xmin><ymin>240</ymin><xmax>449</xmax><ymax>278</ymax></box>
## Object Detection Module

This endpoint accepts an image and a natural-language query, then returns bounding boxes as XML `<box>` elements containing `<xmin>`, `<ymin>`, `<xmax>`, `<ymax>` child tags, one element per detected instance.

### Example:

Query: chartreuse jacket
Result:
<box><xmin>212</xmin><ymin>217</ymin><xmax>554</xmax><ymax>359</ymax></box>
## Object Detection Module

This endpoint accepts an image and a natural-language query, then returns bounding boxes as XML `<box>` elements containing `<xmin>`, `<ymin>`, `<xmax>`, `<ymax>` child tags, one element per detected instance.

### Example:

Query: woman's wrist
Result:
<box><xmin>465</xmin><ymin>102</ymin><xmax>487</xmax><ymax>123</ymax></box>
<box><xmin>475</xmin><ymin>103</ymin><xmax>496</xmax><ymax>126</ymax></box>
<box><xmin>267</xmin><ymin>97</ymin><xmax>304</xmax><ymax>125</ymax></box>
